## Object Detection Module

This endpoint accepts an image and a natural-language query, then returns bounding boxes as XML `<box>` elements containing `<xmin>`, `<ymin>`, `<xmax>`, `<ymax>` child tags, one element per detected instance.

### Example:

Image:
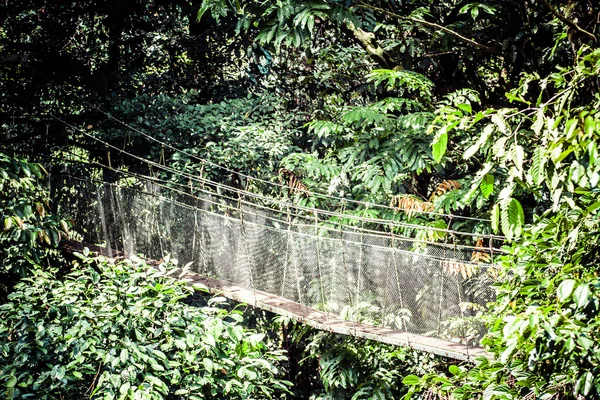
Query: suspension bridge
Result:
<box><xmin>48</xmin><ymin>159</ymin><xmax>499</xmax><ymax>362</ymax></box>
<box><xmin>14</xmin><ymin>86</ymin><xmax>501</xmax><ymax>362</ymax></box>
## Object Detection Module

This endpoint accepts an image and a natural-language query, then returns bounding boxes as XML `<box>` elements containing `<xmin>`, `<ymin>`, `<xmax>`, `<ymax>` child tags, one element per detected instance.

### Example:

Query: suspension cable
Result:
<box><xmin>25</xmin><ymin>70</ymin><xmax>490</xmax><ymax>223</ymax></box>
<box><xmin>13</xmin><ymin>93</ymin><xmax>505</xmax><ymax>242</ymax></box>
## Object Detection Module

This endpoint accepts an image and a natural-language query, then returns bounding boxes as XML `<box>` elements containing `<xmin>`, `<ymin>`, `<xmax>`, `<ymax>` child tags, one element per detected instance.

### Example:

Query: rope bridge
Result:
<box><xmin>14</xmin><ymin>85</ymin><xmax>499</xmax><ymax>361</ymax></box>
<box><xmin>50</xmin><ymin>170</ymin><xmax>497</xmax><ymax>362</ymax></box>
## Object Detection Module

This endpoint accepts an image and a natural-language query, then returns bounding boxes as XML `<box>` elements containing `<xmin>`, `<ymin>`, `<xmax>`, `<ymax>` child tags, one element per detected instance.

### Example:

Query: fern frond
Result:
<box><xmin>342</xmin><ymin>107</ymin><xmax>388</xmax><ymax>126</ymax></box>
<box><xmin>442</xmin><ymin>260</ymin><xmax>478</xmax><ymax>279</ymax></box>
<box><xmin>471</xmin><ymin>238</ymin><xmax>492</xmax><ymax>263</ymax></box>
<box><xmin>366</xmin><ymin>69</ymin><xmax>434</xmax><ymax>99</ymax></box>
<box><xmin>500</xmin><ymin>197</ymin><xmax>524</xmax><ymax>240</ymax></box>
<box><xmin>278</xmin><ymin>168</ymin><xmax>309</xmax><ymax>195</ymax></box>
<box><xmin>439</xmin><ymin>88</ymin><xmax>481</xmax><ymax>107</ymax></box>
<box><xmin>307</xmin><ymin>120</ymin><xmax>346</xmax><ymax>139</ymax></box>
<box><xmin>396</xmin><ymin>112</ymin><xmax>434</xmax><ymax>130</ymax></box>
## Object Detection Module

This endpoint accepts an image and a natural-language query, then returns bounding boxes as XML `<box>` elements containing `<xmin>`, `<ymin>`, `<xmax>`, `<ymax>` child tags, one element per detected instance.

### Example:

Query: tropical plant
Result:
<box><xmin>100</xmin><ymin>91</ymin><xmax>302</xmax><ymax>190</ymax></box>
<box><xmin>402</xmin><ymin>46</ymin><xmax>600</xmax><ymax>400</ymax></box>
<box><xmin>0</xmin><ymin>152</ymin><xmax>70</xmax><ymax>299</ymax></box>
<box><xmin>3</xmin><ymin>0</ymin><xmax>600</xmax><ymax>398</ymax></box>
<box><xmin>0</xmin><ymin>255</ymin><xmax>291</xmax><ymax>399</ymax></box>
<box><xmin>303</xmin><ymin>330</ymin><xmax>440</xmax><ymax>400</ymax></box>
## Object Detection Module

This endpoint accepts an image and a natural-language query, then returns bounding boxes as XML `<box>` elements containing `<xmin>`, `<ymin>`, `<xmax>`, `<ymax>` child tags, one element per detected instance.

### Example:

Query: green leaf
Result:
<box><xmin>153</xmin><ymin>349</ymin><xmax>167</xmax><ymax>360</ymax></box>
<box><xmin>19</xmin><ymin>160</ymin><xmax>32</xmax><ymax>177</ymax></box>
<box><xmin>574</xmin><ymin>373</ymin><xmax>583</xmax><ymax>396</ymax></box>
<box><xmin>553</xmin><ymin>147</ymin><xmax>574</xmax><ymax>164</ymax></box>
<box><xmin>6</xmin><ymin>376</ymin><xmax>17</xmax><ymax>388</ymax></box>
<box><xmin>432</xmin><ymin>132</ymin><xmax>448</xmax><ymax>163</ymax></box>
<box><xmin>557</xmin><ymin>279</ymin><xmax>576</xmax><ymax>302</ymax></box>
<box><xmin>56</xmin><ymin>366</ymin><xmax>66</xmax><ymax>381</ymax></box>
<box><xmin>574</xmin><ymin>283</ymin><xmax>591</xmax><ymax>309</ymax></box>
<box><xmin>565</xmin><ymin>337</ymin><xmax>576</xmax><ymax>352</ymax></box>
<box><xmin>3</xmin><ymin>217</ymin><xmax>13</xmax><ymax>231</ymax></box>
<box><xmin>565</xmin><ymin>118</ymin><xmax>578</xmax><ymax>140</ymax></box>
<box><xmin>203</xmin><ymin>358</ymin><xmax>214</xmax><ymax>374</ymax></box>
<box><xmin>60</xmin><ymin>220</ymin><xmax>69</xmax><ymax>234</ymax></box>
<box><xmin>500</xmin><ymin>198</ymin><xmax>524</xmax><ymax>240</ymax></box>
<box><xmin>584</xmin><ymin>371</ymin><xmax>594</xmax><ymax>396</ymax></box>
<box><xmin>465</xmin><ymin>124</ymin><xmax>494</xmax><ymax>160</ymax></box>
<box><xmin>578</xmin><ymin>335</ymin><xmax>594</xmax><ymax>351</ymax></box>
<box><xmin>531</xmin><ymin>108</ymin><xmax>545</xmax><ymax>133</ymax></box>
<box><xmin>120</xmin><ymin>382</ymin><xmax>131</xmax><ymax>395</ymax></box>
<box><xmin>464</xmin><ymin>143</ymin><xmax>480</xmax><ymax>160</ymax></box>
<box><xmin>480</xmin><ymin>174</ymin><xmax>494</xmax><ymax>198</ymax></box>
<box><xmin>512</xmin><ymin>145</ymin><xmax>525</xmax><ymax>172</ymax></box>
<box><xmin>586</xmin><ymin>202</ymin><xmax>600</xmax><ymax>214</ymax></box>
<box><xmin>491</xmin><ymin>114</ymin><xmax>508</xmax><ymax>134</ymax></box>
<box><xmin>196</xmin><ymin>3</ymin><xmax>211</xmax><ymax>22</ymax></box>
<box><xmin>490</xmin><ymin>204</ymin><xmax>500</xmax><ymax>233</ymax></box>
<box><xmin>584</xmin><ymin>116</ymin><xmax>596</xmax><ymax>137</ymax></box>
<box><xmin>456</xmin><ymin>103</ymin><xmax>472</xmax><ymax>114</ymax></box>
<box><xmin>500</xmin><ymin>342</ymin><xmax>517</xmax><ymax>364</ymax></box>
<box><xmin>120</xmin><ymin>348</ymin><xmax>128</xmax><ymax>363</ymax></box>
<box><xmin>530</xmin><ymin>148</ymin><xmax>546</xmax><ymax>185</ymax></box>
<box><xmin>448</xmin><ymin>365</ymin><xmax>460</xmax><ymax>376</ymax></box>
<box><xmin>402</xmin><ymin>375</ymin><xmax>421</xmax><ymax>385</ymax></box>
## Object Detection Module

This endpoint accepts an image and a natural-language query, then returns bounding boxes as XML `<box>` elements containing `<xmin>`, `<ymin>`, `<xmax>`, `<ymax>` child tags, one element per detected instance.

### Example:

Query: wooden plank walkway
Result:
<box><xmin>183</xmin><ymin>273</ymin><xmax>491</xmax><ymax>363</ymax></box>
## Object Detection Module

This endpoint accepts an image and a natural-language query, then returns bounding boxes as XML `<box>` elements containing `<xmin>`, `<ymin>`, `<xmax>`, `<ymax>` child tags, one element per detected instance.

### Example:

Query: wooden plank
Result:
<box><xmin>184</xmin><ymin>274</ymin><xmax>491</xmax><ymax>362</ymax></box>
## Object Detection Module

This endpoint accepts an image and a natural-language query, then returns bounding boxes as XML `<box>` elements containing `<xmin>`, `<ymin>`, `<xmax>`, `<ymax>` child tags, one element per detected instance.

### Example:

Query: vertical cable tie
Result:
<box><xmin>281</xmin><ymin>203</ymin><xmax>293</xmax><ymax>297</ymax></box>
<box><xmin>338</xmin><ymin>199</ymin><xmax>356</xmax><ymax>335</ymax></box>
<box><xmin>314</xmin><ymin>209</ymin><xmax>326</xmax><ymax>321</ymax></box>
<box><xmin>390</xmin><ymin>221</ymin><xmax>410</xmax><ymax>348</ymax></box>
<box><xmin>356</xmin><ymin>206</ymin><xmax>369</xmax><ymax>305</ymax></box>
<box><xmin>238</xmin><ymin>178</ymin><xmax>256</xmax><ymax>307</ymax></box>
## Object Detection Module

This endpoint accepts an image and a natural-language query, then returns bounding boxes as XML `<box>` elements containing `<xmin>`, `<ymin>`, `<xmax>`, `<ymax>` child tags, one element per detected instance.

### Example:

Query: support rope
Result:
<box><xmin>15</xmin><ymin>115</ymin><xmax>504</xmax><ymax>243</ymax></box>
<box><xmin>14</xmin><ymin>77</ymin><xmax>491</xmax><ymax>223</ymax></box>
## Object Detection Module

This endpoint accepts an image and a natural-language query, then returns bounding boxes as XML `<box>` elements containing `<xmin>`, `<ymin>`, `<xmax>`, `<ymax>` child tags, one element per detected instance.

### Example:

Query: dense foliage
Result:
<box><xmin>404</xmin><ymin>48</ymin><xmax>600</xmax><ymax>400</ymax></box>
<box><xmin>304</xmin><ymin>330</ymin><xmax>439</xmax><ymax>399</ymax></box>
<box><xmin>0</xmin><ymin>257</ymin><xmax>290</xmax><ymax>399</ymax></box>
<box><xmin>2</xmin><ymin>0</ymin><xmax>600</xmax><ymax>398</ymax></box>
<box><xmin>100</xmin><ymin>91</ymin><xmax>302</xmax><ymax>186</ymax></box>
<box><xmin>0</xmin><ymin>153</ymin><xmax>69</xmax><ymax>299</ymax></box>
<box><xmin>0</xmin><ymin>152</ymin><xmax>292</xmax><ymax>399</ymax></box>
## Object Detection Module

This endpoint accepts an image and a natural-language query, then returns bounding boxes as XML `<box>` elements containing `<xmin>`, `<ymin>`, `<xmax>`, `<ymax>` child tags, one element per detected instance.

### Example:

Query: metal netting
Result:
<box><xmin>52</xmin><ymin>175</ymin><xmax>496</xmax><ymax>346</ymax></box>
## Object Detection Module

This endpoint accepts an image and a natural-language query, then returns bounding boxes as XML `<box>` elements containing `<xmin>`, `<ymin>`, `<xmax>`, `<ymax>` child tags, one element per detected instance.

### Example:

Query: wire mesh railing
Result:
<box><xmin>51</xmin><ymin>171</ymin><xmax>497</xmax><ymax>351</ymax></box>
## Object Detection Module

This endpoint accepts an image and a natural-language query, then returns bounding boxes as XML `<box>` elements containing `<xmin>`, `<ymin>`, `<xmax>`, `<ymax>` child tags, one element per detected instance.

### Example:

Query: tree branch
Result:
<box><xmin>341</xmin><ymin>21</ymin><xmax>392</xmax><ymax>67</ymax></box>
<box><xmin>355</xmin><ymin>2</ymin><xmax>502</xmax><ymax>56</ymax></box>
<box><xmin>538</xmin><ymin>0</ymin><xmax>597</xmax><ymax>43</ymax></box>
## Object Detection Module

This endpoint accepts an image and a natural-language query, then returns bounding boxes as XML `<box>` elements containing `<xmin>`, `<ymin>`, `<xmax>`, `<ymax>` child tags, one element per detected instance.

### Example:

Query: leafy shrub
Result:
<box><xmin>0</xmin><ymin>256</ymin><xmax>291</xmax><ymax>399</ymax></box>
<box><xmin>0</xmin><ymin>153</ymin><xmax>70</xmax><ymax>299</ymax></box>
<box><xmin>301</xmin><ymin>330</ymin><xmax>440</xmax><ymax>399</ymax></box>
<box><xmin>101</xmin><ymin>91</ymin><xmax>302</xmax><ymax>188</ymax></box>
<box><xmin>402</xmin><ymin>47</ymin><xmax>600</xmax><ymax>400</ymax></box>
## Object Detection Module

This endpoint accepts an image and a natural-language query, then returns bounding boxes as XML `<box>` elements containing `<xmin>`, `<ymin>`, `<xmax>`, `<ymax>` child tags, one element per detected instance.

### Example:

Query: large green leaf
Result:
<box><xmin>432</xmin><ymin>132</ymin><xmax>448</xmax><ymax>163</ymax></box>
<box><xmin>479</xmin><ymin>173</ymin><xmax>494</xmax><ymax>198</ymax></box>
<box><xmin>557</xmin><ymin>279</ymin><xmax>576</xmax><ymax>302</ymax></box>
<box><xmin>500</xmin><ymin>198</ymin><xmax>524</xmax><ymax>240</ymax></box>
<box><xmin>402</xmin><ymin>375</ymin><xmax>421</xmax><ymax>385</ymax></box>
